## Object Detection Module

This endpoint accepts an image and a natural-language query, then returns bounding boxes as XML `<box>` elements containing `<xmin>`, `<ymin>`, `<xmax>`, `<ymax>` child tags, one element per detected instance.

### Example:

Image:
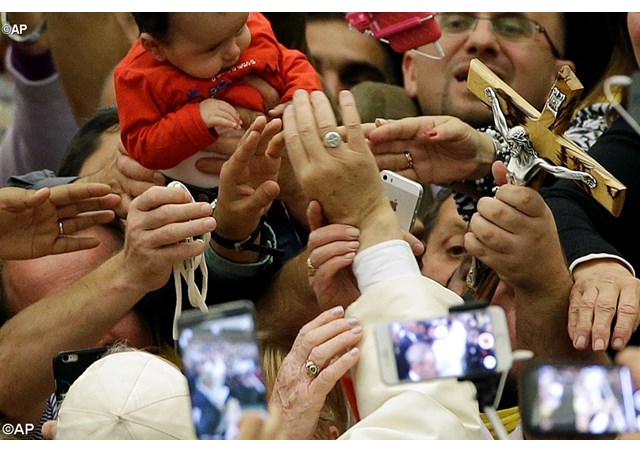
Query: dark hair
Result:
<box><xmin>57</xmin><ymin>105</ymin><xmax>120</xmax><ymax>177</ymax></box>
<box><xmin>131</xmin><ymin>13</ymin><xmax>170</xmax><ymax>41</ymax></box>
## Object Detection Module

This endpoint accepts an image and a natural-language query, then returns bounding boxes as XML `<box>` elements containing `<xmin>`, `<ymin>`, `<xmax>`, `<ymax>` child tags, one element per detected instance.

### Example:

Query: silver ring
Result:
<box><xmin>404</xmin><ymin>151</ymin><xmax>414</xmax><ymax>170</ymax></box>
<box><xmin>306</xmin><ymin>256</ymin><xmax>317</xmax><ymax>275</ymax></box>
<box><xmin>305</xmin><ymin>360</ymin><xmax>320</xmax><ymax>378</ymax></box>
<box><xmin>323</xmin><ymin>131</ymin><xmax>342</xmax><ymax>148</ymax></box>
<box><xmin>58</xmin><ymin>221</ymin><xmax>65</xmax><ymax>236</ymax></box>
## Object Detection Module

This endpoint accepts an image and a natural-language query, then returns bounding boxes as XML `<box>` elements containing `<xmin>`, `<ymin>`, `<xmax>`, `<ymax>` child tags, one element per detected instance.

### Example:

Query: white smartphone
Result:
<box><xmin>375</xmin><ymin>305</ymin><xmax>512</xmax><ymax>385</ymax></box>
<box><xmin>177</xmin><ymin>300</ymin><xmax>268</xmax><ymax>440</ymax></box>
<box><xmin>380</xmin><ymin>169</ymin><xmax>424</xmax><ymax>231</ymax></box>
<box><xmin>520</xmin><ymin>362</ymin><xmax>640</xmax><ymax>436</ymax></box>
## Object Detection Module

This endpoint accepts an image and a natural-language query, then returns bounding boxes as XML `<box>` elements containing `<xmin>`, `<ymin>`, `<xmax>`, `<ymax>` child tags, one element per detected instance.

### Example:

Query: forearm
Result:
<box><xmin>0</xmin><ymin>253</ymin><xmax>147</xmax><ymax>424</ymax></box>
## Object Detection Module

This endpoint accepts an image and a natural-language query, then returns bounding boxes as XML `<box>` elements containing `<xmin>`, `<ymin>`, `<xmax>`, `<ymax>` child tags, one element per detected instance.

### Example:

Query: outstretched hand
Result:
<box><xmin>367</xmin><ymin>115</ymin><xmax>496</xmax><ymax>184</ymax></box>
<box><xmin>0</xmin><ymin>184</ymin><xmax>120</xmax><ymax>260</ymax></box>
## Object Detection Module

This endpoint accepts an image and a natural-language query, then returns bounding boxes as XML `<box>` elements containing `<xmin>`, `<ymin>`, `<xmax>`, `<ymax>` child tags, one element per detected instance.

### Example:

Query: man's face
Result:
<box><xmin>403</xmin><ymin>13</ymin><xmax>568</xmax><ymax>127</ymax></box>
<box><xmin>306</xmin><ymin>18</ymin><xmax>392</xmax><ymax>97</ymax></box>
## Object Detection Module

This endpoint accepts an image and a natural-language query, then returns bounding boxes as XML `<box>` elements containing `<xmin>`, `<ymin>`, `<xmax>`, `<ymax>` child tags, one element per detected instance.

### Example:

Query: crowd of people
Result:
<box><xmin>0</xmin><ymin>11</ymin><xmax>639</xmax><ymax>441</ymax></box>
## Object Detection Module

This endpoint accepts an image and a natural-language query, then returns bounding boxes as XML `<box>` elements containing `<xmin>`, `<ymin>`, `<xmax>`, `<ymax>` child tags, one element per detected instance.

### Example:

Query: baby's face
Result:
<box><xmin>161</xmin><ymin>12</ymin><xmax>251</xmax><ymax>79</ymax></box>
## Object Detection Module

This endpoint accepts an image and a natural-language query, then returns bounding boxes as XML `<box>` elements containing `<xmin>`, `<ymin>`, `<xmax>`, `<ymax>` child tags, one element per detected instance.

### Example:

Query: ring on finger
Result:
<box><xmin>323</xmin><ymin>131</ymin><xmax>342</xmax><ymax>148</ymax></box>
<box><xmin>404</xmin><ymin>151</ymin><xmax>414</xmax><ymax>170</ymax></box>
<box><xmin>306</xmin><ymin>256</ymin><xmax>317</xmax><ymax>275</ymax></box>
<box><xmin>305</xmin><ymin>359</ymin><xmax>320</xmax><ymax>378</ymax></box>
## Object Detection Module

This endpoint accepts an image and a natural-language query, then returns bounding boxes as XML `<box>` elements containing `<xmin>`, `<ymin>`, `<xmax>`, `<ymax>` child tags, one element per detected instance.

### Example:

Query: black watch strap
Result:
<box><xmin>210</xmin><ymin>221</ymin><xmax>284</xmax><ymax>257</ymax></box>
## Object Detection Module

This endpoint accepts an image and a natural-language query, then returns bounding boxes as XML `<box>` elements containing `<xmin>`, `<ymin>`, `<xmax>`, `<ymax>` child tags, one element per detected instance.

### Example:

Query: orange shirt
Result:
<box><xmin>115</xmin><ymin>12</ymin><xmax>321</xmax><ymax>169</ymax></box>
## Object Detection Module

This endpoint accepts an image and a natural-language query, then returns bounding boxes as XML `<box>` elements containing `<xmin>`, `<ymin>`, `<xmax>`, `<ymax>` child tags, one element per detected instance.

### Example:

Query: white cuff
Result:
<box><xmin>570</xmin><ymin>253</ymin><xmax>636</xmax><ymax>277</ymax></box>
<box><xmin>353</xmin><ymin>239</ymin><xmax>421</xmax><ymax>293</ymax></box>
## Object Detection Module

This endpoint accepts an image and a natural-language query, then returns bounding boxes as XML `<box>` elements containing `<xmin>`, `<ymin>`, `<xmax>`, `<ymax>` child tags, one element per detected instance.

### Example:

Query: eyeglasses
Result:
<box><xmin>436</xmin><ymin>13</ymin><xmax>562</xmax><ymax>59</ymax></box>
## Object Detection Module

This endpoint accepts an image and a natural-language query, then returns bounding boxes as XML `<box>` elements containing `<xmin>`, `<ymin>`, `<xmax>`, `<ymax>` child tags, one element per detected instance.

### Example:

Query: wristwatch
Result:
<box><xmin>1</xmin><ymin>12</ymin><xmax>47</xmax><ymax>44</ymax></box>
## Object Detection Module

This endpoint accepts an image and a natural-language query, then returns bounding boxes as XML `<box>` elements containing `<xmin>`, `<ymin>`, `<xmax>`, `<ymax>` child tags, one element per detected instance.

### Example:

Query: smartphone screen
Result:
<box><xmin>521</xmin><ymin>363</ymin><xmax>640</xmax><ymax>435</ymax></box>
<box><xmin>376</xmin><ymin>306</ymin><xmax>511</xmax><ymax>384</ymax></box>
<box><xmin>177</xmin><ymin>301</ymin><xmax>267</xmax><ymax>440</ymax></box>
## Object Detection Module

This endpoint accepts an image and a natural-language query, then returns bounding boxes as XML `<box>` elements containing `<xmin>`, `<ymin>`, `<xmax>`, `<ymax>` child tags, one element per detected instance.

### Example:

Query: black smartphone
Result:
<box><xmin>520</xmin><ymin>362</ymin><xmax>640</xmax><ymax>436</ymax></box>
<box><xmin>177</xmin><ymin>300</ymin><xmax>267</xmax><ymax>440</ymax></box>
<box><xmin>52</xmin><ymin>347</ymin><xmax>109</xmax><ymax>405</ymax></box>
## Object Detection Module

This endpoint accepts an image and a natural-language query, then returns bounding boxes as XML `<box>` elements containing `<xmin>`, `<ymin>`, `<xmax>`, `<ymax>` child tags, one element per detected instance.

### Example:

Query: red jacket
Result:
<box><xmin>115</xmin><ymin>12</ymin><xmax>321</xmax><ymax>169</ymax></box>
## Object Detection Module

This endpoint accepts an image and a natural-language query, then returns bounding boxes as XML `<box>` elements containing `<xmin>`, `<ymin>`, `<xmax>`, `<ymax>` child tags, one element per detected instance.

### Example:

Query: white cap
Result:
<box><xmin>56</xmin><ymin>350</ymin><xmax>196</xmax><ymax>440</ymax></box>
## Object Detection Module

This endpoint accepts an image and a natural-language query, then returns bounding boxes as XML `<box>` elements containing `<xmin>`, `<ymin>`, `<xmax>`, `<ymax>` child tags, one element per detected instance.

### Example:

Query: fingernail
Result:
<box><xmin>203</xmin><ymin>217</ymin><xmax>216</xmax><ymax>229</ymax></box>
<box><xmin>351</xmin><ymin>326</ymin><xmax>363</xmax><ymax>334</ymax></box>
<box><xmin>200</xmin><ymin>203</ymin><xmax>213</xmax><ymax>215</ymax></box>
<box><xmin>424</xmin><ymin>130</ymin><xmax>438</xmax><ymax>138</ymax></box>
<box><xmin>412</xmin><ymin>241</ymin><xmax>425</xmax><ymax>256</ymax></box>
<box><xmin>331</xmin><ymin>306</ymin><xmax>344</xmax><ymax>316</ymax></box>
<box><xmin>374</xmin><ymin>118</ymin><xmax>388</xmax><ymax>126</ymax></box>
<box><xmin>346</xmin><ymin>227</ymin><xmax>360</xmax><ymax>238</ymax></box>
<box><xmin>346</xmin><ymin>317</ymin><xmax>359</xmax><ymax>325</ymax></box>
<box><xmin>594</xmin><ymin>338</ymin><xmax>605</xmax><ymax>351</ymax></box>
<box><xmin>349</xmin><ymin>347</ymin><xmax>360</xmax><ymax>356</ymax></box>
<box><xmin>153</xmin><ymin>172</ymin><xmax>166</xmax><ymax>184</ymax></box>
<box><xmin>339</xmin><ymin>90</ymin><xmax>351</xmax><ymax>101</ymax></box>
<box><xmin>343</xmin><ymin>252</ymin><xmax>356</xmax><ymax>260</ymax></box>
<box><xmin>575</xmin><ymin>336</ymin><xmax>586</xmax><ymax>349</ymax></box>
<box><xmin>348</xmin><ymin>241</ymin><xmax>359</xmax><ymax>251</ymax></box>
<box><xmin>612</xmin><ymin>338</ymin><xmax>624</xmax><ymax>350</ymax></box>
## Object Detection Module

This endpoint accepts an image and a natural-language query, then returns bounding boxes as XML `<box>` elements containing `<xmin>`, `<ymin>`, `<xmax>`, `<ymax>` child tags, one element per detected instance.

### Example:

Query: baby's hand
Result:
<box><xmin>268</xmin><ymin>102</ymin><xmax>289</xmax><ymax>118</ymax></box>
<box><xmin>199</xmin><ymin>98</ymin><xmax>242</xmax><ymax>131</ymax></box>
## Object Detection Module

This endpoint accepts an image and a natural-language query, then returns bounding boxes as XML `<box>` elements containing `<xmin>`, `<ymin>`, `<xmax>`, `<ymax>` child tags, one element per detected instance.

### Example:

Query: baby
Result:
<box><xmin>115</xmin><ymin>12</ymin><xmax>322</xmax><ymax>193</ymax></box>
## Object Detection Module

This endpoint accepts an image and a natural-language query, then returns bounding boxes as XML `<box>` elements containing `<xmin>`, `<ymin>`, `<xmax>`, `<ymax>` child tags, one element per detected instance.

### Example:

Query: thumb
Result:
<box><xmin>306</xmin><ymin>200</ymin><xmax>328</xmax><ymax>232</ymax></box>
<box><xmin>492</xmin><ymin>161</ymin><xmax>509</xmax><ymax>186</ymax></box>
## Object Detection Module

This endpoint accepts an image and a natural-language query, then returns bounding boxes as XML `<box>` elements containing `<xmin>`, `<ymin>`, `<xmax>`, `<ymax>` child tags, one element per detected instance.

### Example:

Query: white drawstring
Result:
<box><xmin>168</xmin><ymin>181</ymin><xmax>210</xmax><ymax>340</ymax></box>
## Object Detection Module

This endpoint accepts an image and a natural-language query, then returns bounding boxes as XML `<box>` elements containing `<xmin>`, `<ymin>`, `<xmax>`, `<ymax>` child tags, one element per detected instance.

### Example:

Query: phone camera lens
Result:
<box><xmin>382</xmin><ymin>174</ymin><xmax>388</xmax><ymax>180</ymax></box>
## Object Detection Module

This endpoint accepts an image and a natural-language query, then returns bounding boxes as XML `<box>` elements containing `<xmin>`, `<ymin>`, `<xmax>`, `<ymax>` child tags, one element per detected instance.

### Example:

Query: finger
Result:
<box><xmin>572</xmin><ymin>286</ymin><xmax>597</xmax><ymax>349</ymax></box>
<box><xmin>49</xmin><ymin>183</ymin><xmax>113</xmax><ymax>205</ymax></box>
<box><xmin>337</xmin><ymin>90</ymin><xmax>367</xmax><ymax>152</ymax></box>
<box><xmin>311</xmin><ymin>347</ymin><xmax>360</xmax><ymax>397</ymax></box>
<box><xmin>367</xmin><ymin>117</ymin><xmax>423</xmax><ymax>143</ymax></box>
<box><xmin>306</xmin><ymin>200</ymin><xmax>327</xmax><ymax>232</ymax></box>
<box><xmin>282</xmin><ymin>102</ymin><xmax>310</xmax><ymax>170</ymax></box>
<box><xmin>138</xmin><ymin>201</ymin><xmax>214</xmax><ymax>231</ymax></box>
<box><xmin>492</xmin><ymin>161</ymin><xmax>509</xmax><ymax>186</ymax></box>
<box><xmin>568</xmin><ymin>283</ymin><xmax>583</xmax><ymax>341</ymax></box>
<box><xmin>116</xmin><ymin>154</ymin><xmax>166</xmax><ymax>185</ymax></box>
<box><xmin>310</xmin><ymin>253</ymin><xmax>356</xmax><ymax>284</ymax></box>
<box><xmin>307</xmin><ymin>323</ymin><xmax>362</xmax><ymax>372</ymax></box>
<box><xmin>236</xmin><ymin>412</ymin><xmax>266</xmax><ymax>440</ymax></box>
<box><xmin>291</xmin><ymin>89</ymin><xmax>324</xmax><ymax>156</ymax></box>
<box><xmin>309</xmin><ymin>90</ymin><xmax>339</xmax><ymax>141</ymax></box>
<box><xmin>25</xmin><ymin>187</ymin><xmax>52</xmax><ymax>208</ymax></box>
<box><xmin>56</xmin><ymin>194</ymin><xmax>121</xmax><ymax>219</ymax></box>
<box><xmin>475</xmin><ymin>196</ymin><xmax>522</xmax><ymax>236</ymax></box>
<box><xmin>260</xmin><ymin>118</ymin><xmax>283</xmax><ymax>159</ymax></box>
<box><xmin>242</xmin><ymin>180</ymin><xmax>280</xmax><ymax>215</ymax></box>
<box><xmin>468</xmin><ymin>210</ymin><xmax>514</xmax><ymax>254</ymax></box>
<box><xmin>195</xmin><ymin>156</ymin><xmax>225</xmax><ymax>175</ymax></box>
<box><xmin>402</xmin><ymin>230</ymin><xmax>425</xmax><ymax>256</ymax></box>
<box><xmin>288</xmin><ymin>306</ymin><xmax>346</xmax><ymax>362</ymax></box>
<box><xmin>591</xmin><ymin>283</ymin><xmax>619</xmax><ymax>351</ymax></box>
<box><xmin>610</xmin><ymin>283</ymin><xmax>640</xmax><ymax>350</ymax></box>
<box><xmin>142</xmin><ymin>217</ymin><xmax>216</xmax><ymax>249</ymax></box>
<box><xmin>374</xmin><ymin>152</ymin><xmax>420</xmax><ymax>175</ymax></box>
<box><xmin>131</xmin><ymin>186</ymin><xmax>192</xmax><ymax>212</ymax></box>
<box><xmin>493</xmin><ymin>184</ymin><xmax>547</xmax><ymax>218</ymax></box>
<box><xmin>309</xmin><ymin>240</ymin><xmax>358</xmax><ymax>271</ymax></box>
<box><xmin>57</xmin><ymin>211</ymin><xmax>116</xmax><ymax>236</ymax></box>
<box><xmin>308</xmin><ymin>223</ymin><xmax>359</xmax><ymax>250</ymax></box>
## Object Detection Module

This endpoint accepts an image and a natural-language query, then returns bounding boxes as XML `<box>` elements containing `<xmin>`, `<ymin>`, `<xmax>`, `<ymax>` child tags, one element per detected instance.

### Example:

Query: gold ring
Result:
<box><xmin>305</xmin><ymin>360</ymin><xmax>320</xmax><ymax>378</ymax></box>
<box><xmin>404</xmin><ymin>151</ymin><xmax>414</xmax><ymax>170</ymax></box>
<box><xmin>306</xmin><ymin>256</ymin><xmax>317</xmax><ymax>275</ymax></box>
<box><xmin>58</xmin><ymin>221</ymin><xmax>65</xmax><ymax>236</ymax></box>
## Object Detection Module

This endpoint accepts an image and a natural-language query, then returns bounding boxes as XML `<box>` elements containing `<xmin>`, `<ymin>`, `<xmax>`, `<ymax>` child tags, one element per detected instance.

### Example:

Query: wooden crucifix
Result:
<box><xmin>464</xmin><ymin>58</ymin><xmax>627</xmax><ymax>301</ymax></box>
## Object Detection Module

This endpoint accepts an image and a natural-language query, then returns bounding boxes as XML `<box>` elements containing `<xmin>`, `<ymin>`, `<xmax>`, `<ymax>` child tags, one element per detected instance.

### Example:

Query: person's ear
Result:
<box><xmin>328</xmin><ymin>425</ymin><xmax>340</xmax><ymax>440</ymax></box>
<box><xmin>402</xmin><ymin>52</ymin><xmax>419</xmax><ymax>98</ymax></box>
<box><xmin>140</xmin><ymin>33</ymin><xmax>167</xmax><ymax>61</ymax></box>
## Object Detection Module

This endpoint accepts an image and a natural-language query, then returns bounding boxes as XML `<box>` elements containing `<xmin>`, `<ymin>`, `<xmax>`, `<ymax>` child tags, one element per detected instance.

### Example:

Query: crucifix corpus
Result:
<box><xmin>464</xmin><ymin>58</ymin><xmax>627</xmax><ymax>301</ymax></box>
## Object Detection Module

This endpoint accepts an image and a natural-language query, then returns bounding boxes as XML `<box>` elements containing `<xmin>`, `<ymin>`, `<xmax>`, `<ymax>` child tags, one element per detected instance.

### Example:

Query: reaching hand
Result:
<box><xmin>269</xmin><ymin>305</ymin><xmax>361</xmax><ymax>439</ymax></box>
<box><xmin>306</xmin><ymin>201</ymin><xmax>360</xmax><ymax>311</ymax></box>
<box><xmin>214</xmin><ymin>116</ymin><xmax>282</xmax><ymax>241</ymax></box>
<box><xmin>570</xmin><ymin>259</ymin><xmax>640</xmax><ymax>352</ymax></box>
<box><xmin>367</xmin><ymin>116</ymin><xmax>496</xmax><ymax>184</ymax></box>
<box><xmin>0</xmin><ymin>184</ymin><xmax>120</xmax><ymax>260</ymax></box>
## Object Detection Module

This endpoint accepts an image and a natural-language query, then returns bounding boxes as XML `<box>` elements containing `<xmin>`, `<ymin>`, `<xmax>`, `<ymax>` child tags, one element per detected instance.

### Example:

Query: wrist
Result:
<box><xmin>356</xmin><ymin>205</ymin><xmax>404</xmax><ymax>253</ymax></box>
<box><xmin>471</xmin><ymin>133</ymin><xmax>498</xmax><ymax>180</ymax></box>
